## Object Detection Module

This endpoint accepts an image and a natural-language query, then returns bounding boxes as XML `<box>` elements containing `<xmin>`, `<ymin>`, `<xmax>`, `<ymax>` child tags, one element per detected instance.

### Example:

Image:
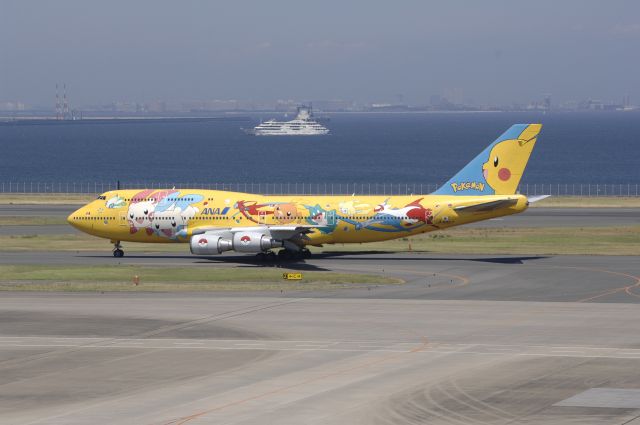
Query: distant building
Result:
<box><xmin>0</xmin><ymin>101</ymin><xmax>27</xmax><ymax>111</ymax></box>
<box><xmin>578</xmin><ymin>99</ymin><xmax>624</xmax><ymax>111</ymax></box>
<box><xmin>311</xmin><ymin>99</ymin><xmax>356</xmax><ymax>112</ymax></box>
<box><xmin>429</xmin><ymin>95</ymin><xmax>442</xmax><ymax>106</ymax></box>
<box><xmin>145</xmin><ymin>101</ymin><xmax>166</xmax><ymax>113</ymax></box>
<box><xmin>543</xmin><ymin>94</ymin><xmax>551</xmax><ymax>111</ymax></box>
<box><xmin>443</xmin><ymin>88</ymin><xmax>464</xmax><ymax>105</ymax></box>
<box><xmin>113</xmin><ymin>101</ymin><xmax>139</xmax><ymax>113</ymax></box>
<box><xmin>367</xmin><ymin>103</ymin><xmax>409</xmax><ymax>112</ymax></box>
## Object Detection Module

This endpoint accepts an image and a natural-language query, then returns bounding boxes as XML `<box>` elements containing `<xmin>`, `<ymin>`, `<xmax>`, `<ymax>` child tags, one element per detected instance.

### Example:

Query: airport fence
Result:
<box><xmin>0</xmin><ymin>181</ymin><xmax>639</xmax><ymax>197</ymax></box>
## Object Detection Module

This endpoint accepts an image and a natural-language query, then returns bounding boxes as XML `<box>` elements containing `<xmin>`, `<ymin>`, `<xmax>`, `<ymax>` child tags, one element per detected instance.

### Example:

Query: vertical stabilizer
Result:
<box><xmin>433</xmin><ymin>124</ymin><xmax>542</xmax><ymax>196</ymax></box>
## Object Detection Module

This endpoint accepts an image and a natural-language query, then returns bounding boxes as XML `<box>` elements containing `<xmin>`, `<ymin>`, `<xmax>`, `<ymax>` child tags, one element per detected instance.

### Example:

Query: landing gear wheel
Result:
<box><xmin>278</xmin><ymin>249</ymin><xmax>293</xmax><ymax>261</ymax></box>
<box><xmin>112</xmin><ymin>240</ymin><xmax>124</xmax><ymax>258</ymax></box>
<box><xmin>267</xmin><ymin>251</ymin><xmax>277</xmax><ymax>261</ymax></box>
<box><xmin>278</xmin><ymin>249</ymin><xmax>308</xmax><ymax>262</ymax></box>
<box><xmin>256</xmin><ymin>252</ymin><xmax>267</xmax><ymax>261</ymax></box>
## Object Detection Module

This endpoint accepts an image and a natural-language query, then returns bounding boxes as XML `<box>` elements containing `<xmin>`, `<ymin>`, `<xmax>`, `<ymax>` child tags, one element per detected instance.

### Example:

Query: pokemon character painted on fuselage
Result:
<box><xmin>127</xmin><ymin>198</ymin><xmax>156</xmax><ymax>235</ymax></box>
<box><xmin>274</xmin><ymin>203</ymin><xmax>299</xmax><ymax>224</ymax></box>
<box><xmin>124</xmin><ymin>189</ymin><xmax>203</xmax><ymax>240</ymax></box>
<box><xmin>348</xmin><ymin>198</ymin><xmax>436</xmax><ymax>232</ymax></box>
<box><xmin>67</xmin><ymin>124</ymin><xmax>544</xmax><ymax>258</ymax></box>
<box><xmin>151</xmin><ymin>193</ymin><xmax>203</xmax><ymax>239</ymax></box>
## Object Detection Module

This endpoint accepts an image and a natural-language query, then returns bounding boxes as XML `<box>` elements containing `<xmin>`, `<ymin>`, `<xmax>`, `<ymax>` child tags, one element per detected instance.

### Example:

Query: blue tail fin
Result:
<box><xmin>432</xmin><ymin>124</ymin><xmax>542</xmax><ymax>196</ymax></box>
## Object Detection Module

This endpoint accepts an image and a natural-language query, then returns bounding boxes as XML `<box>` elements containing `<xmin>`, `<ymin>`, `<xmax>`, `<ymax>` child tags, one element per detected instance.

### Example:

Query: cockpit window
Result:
<box><xmin>97</xmin><ymin>195</ymin><xmax>107</xmax><ymax>200</ymax></box>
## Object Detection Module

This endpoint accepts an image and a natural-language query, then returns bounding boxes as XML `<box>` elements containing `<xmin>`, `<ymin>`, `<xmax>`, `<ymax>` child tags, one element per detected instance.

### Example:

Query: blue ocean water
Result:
<box><xmin>0</xmin><ymin>112</ymin><xmax>638</xmax><ymax>185</ymax></box>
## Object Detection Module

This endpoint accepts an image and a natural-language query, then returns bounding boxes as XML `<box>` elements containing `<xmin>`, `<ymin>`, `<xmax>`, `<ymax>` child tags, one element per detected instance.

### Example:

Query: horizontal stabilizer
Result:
<box><xmin>527</xmin><ymin>195</ymin><xmax>551</xmax><ymax>203</ymax></box>
<box><xmin>453</xmin><ymin>198</ymin><xmax>518</xmax><ymax>213</ymax></box>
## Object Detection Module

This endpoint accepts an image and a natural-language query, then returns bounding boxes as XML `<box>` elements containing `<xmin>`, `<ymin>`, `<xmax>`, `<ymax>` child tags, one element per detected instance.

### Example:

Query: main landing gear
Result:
<box><xmin>256</xmin><ymin>251</ymin><xmax>277</xmax><ymax>262</ymax></box>
<box><xmin>112</xmin><ymin>241</ymin><xmax>124</xmax><ymax>258</ymax></box>
<box><xmin>256</xmin><ymin>248</ymin><xmax>312</xmax><ymax>262</ymax></box>
<box><xmin>279</xmin><ymin>248</ymin><xmax>312</xmax><ymax>261</ymax></box>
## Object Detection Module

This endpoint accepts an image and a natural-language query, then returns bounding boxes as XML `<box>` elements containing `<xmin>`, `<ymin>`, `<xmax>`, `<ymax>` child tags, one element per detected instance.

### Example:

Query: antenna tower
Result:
<box><xmin>62</xmin><ymin>83</ymin><xmax>69</xmax><ymax>119</ymax></box>
<box><xmin>55</xmin><ymin>83</ymin><xmax>62</xmax><ymax>120</ymax></box>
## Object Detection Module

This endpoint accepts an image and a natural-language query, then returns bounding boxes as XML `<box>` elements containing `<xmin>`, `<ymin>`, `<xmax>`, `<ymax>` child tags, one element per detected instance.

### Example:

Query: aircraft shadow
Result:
<box><xmin>314</xmin><ymin>251</ymin><xmax>548</xmax><ymax>265</ymax></box>
<box><xmin>77</xmin><ymin>252</ymin><xmax>546</xmax><ymax>266</ymax></box>
<box><xmin>195</xmin><ymin>256</ymin><xmax>330</xmax><ymax>271</ymax></box>
<box><xmin>76</xmin><ymin>253</ymin><xmax>330</xmax><ymax>271</ymax></box>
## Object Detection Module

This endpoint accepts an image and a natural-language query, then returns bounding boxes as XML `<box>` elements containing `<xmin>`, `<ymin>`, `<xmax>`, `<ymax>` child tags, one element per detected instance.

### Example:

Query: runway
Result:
<box><xmin>3</xmin><ymin>288</ymin><xmax>640</xmax><ymax>424</ymax></box>
<box><xmin>1</xmin><ymin>203</ymin><xmax>640</xmax><ymax>424</ymax></box>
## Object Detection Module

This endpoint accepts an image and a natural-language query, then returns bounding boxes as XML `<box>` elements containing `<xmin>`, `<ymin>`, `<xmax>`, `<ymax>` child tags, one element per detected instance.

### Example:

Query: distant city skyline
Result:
<box><xmin>1</xmin><ymin>1</ymin><xmax>639</xmax><ymax>107</ymax></box>
<box><xmin>1</xmin><ymin>91</ymin><xmax>636</xmax><ymax>114</ymax></box>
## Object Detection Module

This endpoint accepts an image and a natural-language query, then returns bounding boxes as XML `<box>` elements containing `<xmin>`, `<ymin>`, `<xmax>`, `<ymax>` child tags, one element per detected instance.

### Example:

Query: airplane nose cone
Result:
<box><xmin>67</xmin><ymin>212</ymin><xmax>76</xmax><ymax>227</ymax></box>
<box><xmin>67</xmin><ymin>207</ymin><xmax>82</xmax><ymax>229</ymax></box>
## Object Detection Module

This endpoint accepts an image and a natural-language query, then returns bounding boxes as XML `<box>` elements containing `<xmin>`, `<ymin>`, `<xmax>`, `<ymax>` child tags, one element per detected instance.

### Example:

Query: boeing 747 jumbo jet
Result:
<box><xmin>68</xmin><ymin>124</ymin><xmax>545</xmax><ymax>259</ymax></box>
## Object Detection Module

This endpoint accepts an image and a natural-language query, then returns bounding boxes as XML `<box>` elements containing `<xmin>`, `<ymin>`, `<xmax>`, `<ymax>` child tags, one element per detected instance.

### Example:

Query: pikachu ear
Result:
<box><xmin>518</xmin><ymin>136</ymin><xmax>537</xmax><ymax>146</ymax></box>
<box><xmin>517</xmin><ymin>123</ymin><xmax>542</xmax><ymax>146</ymax></box>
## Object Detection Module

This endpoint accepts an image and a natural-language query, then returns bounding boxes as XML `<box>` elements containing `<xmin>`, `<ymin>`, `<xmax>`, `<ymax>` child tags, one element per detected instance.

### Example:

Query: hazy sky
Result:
<box><xmin>1</xmin><ymin>0</ymin><xmax>639</xmax><ymax>106</ymax></box>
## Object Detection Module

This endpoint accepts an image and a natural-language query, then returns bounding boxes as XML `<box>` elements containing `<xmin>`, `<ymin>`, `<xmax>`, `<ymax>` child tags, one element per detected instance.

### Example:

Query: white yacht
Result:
<box><xmin>248</xmin><ymin>106</ymin><xmax>329</xmax><ymax>136</ymax></box>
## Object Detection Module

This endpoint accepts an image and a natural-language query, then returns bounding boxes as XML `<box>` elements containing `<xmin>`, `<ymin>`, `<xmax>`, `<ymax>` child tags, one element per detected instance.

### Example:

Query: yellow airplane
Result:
<box><xmin>68</xmin><ymin>124</ymin><xmax>546</xmax><ymax>259</ymax></box>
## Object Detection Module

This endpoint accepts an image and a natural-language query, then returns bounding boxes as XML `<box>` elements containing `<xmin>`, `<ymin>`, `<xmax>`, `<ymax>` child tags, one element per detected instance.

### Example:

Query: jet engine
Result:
<box><xmin>232</xmin><ymin>231</ymin><xmax>282</xmax><ymax>252</ymax></box>
<box><xmin>190</xmin><ymin>231</ymin><xmax>282</xmax><ymax>255</ymax></box>
<box><xmin>190</xmin><ymin>234</ymin><xmax>233</xmax><ymax>255</ymax></box>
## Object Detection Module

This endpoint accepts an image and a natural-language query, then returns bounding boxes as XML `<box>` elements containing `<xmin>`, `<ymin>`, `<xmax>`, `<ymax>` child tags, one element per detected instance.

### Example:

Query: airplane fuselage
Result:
<box><xmin>69</xmin><ymin>189</ymin><xmax>528</xmax><ymax>246</ymax></box>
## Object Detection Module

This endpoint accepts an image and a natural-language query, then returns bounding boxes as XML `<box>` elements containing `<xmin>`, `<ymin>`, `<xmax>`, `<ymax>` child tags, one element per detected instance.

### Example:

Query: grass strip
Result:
<box><xmin>0</xmin><ymin>265</ymin><xmax>400</xmax><ymax>292</ymax></box>
<box><xmin>0</xmin><ymin>216</ymin><xmax>68</xmax><ymax>226</ymax></box>
<box><xmin>0</xmin><ymin>194</ymin><xmax>93</xmax><ymax>205</ymax></box>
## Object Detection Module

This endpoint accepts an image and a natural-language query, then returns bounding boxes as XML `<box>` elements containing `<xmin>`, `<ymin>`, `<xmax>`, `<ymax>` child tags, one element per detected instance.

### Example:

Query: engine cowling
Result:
<box><xmin>232</xmin><ymin>231</ymin><xmax>282</xmax><ymax>252</ymax></box>
<box><xmin>190</xmin><ymin>234</ymin><xmax>233</xmax><ymax>255</ymax></box>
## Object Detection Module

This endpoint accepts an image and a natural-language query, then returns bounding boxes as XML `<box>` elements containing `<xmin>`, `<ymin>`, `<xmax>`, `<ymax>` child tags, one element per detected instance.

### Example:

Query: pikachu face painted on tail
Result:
<box><xmin>434</xmin><ymin>123</ymin><xmax>542</xmax><ymax>196</ymax></box>
<box><xmin>481</xmin><ymin>124</ymin><xmax>541</xmax><ymax>195</ymax></box>
<box><xmin>482</xmin><ymin>131</ymin><xmax>538</xmax><ymax>194</ymax></box>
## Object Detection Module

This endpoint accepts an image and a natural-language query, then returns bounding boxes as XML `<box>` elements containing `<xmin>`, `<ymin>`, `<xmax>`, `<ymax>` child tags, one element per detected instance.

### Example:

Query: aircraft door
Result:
<box><xmin>119</xmin><ymin>210</ymin><xmax>128</xmax><ymax>226</ymax></box>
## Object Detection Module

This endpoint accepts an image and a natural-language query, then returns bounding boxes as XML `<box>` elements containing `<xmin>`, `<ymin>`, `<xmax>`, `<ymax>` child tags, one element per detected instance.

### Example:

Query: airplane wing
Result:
<box><xmin>190</xmin><ymin>224</ymin><xmax>320</xmax><ymax>240</ymax></box>
<box><xmin>453</xmin><ymin>198</ymin><xmax>518</xmax><ymax>213</ymax></box>
<box><xmin>264</xmin><ymin>225</ymin><xmax>318</xmax><ymax>240</ymax></box>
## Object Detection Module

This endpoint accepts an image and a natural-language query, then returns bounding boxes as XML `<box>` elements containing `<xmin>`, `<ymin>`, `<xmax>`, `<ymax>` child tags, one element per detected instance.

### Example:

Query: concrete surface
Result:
<box><xmin>1</xmin><ymin>251</ymin><xmax>640</xmax><ymax>424</ymax></box>
<box><xmin>2</xmin><ymin>293</ymin><xmax>640</xmax><ymax>424</ymax></box>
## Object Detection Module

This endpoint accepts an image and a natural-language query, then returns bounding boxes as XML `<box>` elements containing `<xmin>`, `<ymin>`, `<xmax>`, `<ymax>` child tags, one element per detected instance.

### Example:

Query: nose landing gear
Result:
<box><xmin>112</xmin><ymin>241</ymin><xmax>124</xmax><ymax>258</ymax></box>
